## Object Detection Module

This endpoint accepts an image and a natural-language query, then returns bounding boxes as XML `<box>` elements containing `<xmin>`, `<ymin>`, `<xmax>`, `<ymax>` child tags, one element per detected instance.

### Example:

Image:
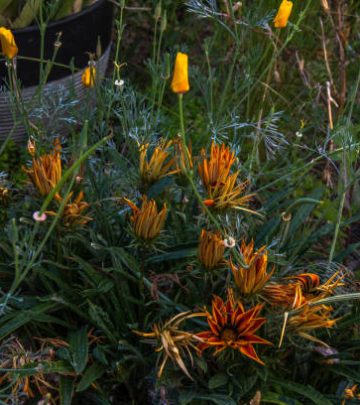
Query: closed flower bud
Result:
<box><xmin>82</xmin><ymin>66</ymin><xmax>96</xmax><ymax>88</ymax></box>
<box><xmin>171</xmin><ymin>52</ymin><xmax>190</xmax><ymax>94</ymax></box>
<box><xmin>273</xmin><ymin>0</ymin><xmax>293</xmax><ymax>28</ymax></box>
<box><xmin>0</xmin><ymin>27</ymin><xmax>18</xmax><ymax>59</ymax></box>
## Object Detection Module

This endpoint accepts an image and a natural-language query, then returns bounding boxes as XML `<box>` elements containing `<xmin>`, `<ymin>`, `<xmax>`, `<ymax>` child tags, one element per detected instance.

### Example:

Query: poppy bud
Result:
<box><xmin>82</xmin><ymin>65</ymin><xmax>96</xmax><ymax>88</ymax></box>
<box><xmin>273</xmin><ymin>0</ymin><xmax>293</xmax><ymax>28</ymax></box>
<box><xmin>171</xmin><ymin>52</ymin><xmax>190</xmax><ymax>94</ymax></box>
<box><xmin>0</xmin><ymin>27</ymin><xmax>18</xmax><ymax>59</ymax></box>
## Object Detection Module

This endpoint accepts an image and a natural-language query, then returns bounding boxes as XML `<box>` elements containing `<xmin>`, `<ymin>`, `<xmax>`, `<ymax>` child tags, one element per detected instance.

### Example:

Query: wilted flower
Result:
<box><xmin>171</xmin><ymin>52</ymin><xmax>190</xmax><ymax>94</ymax></box>
<box><xmin>0</xmin><ymin>337</ymin><xmax>54</xmax><ymax>400</ymax></box>
<box><xmin>23</xmin><ymin>139</ymin><xmax>62</xmax><ymax>197</ymax></box>
<box><xmin>288</xmin><ymin>295</ymin><xmax>338</xmax><ymax>343</ymax></box>
<box><xmin>134</xmin><ymin>311</ymin><xmax>202</xmax><ymax>379</ymax></box>
<box><xmin>139</xmin><ymin>140</ymin><xmax>179</xmax><ymax>185</ymax></box>
<box><xmin>230</xmin><ymin>240</ymin><xmax>273</xmax><ymax>297</ymax></box>
<box><xmin>82</xmin><ymin>65</ymin><xmax>96</xmax><ymax>88</ymax></box>
<box><xmin>273</xmin><ymin>0</ymin><xmax>293</xmax><ymax>28</ymax></box>
<box><xmin>198</xmin><ymin>142</ymin><xmax>254</xmax><ymax>212</ymax></box>
<box><xmin>115</xmin><ymin>79</ymin><xmax>124</xmax><ymax>89</ymax></box>
<box><xmin>196</xmin><ymin>289</ymin><xmax>271</xmax><ymax>364</ymax></box>
<box><xmin>47</xmin><ymin>191</ymin><xmax>91</xmax><ymax>227</ymax></box>
<box><xmin>0</xmin><ymin>27</ymin><xmax>18</xmax><ymax>59</ymax></box>
<box><xmin>223</xmin><ymin>236</ymin><xmax>236</xmax><ymax>248</ymax></box>
<box><xmin>198</xmin><ymin>229</ymin><xmax>225</xmax><ymax>270</ymax></box>
<box><xmin>124</xmin><ymin>195</ymin><xmax>167</xmax><ymax>240</ymax></box>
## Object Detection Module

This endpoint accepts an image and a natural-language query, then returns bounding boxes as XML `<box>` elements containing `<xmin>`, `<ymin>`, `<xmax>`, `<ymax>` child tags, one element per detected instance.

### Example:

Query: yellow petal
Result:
<box><xmin>0</xmin><ymin>27</ymin><xmax>18</xmax><ymax>59</ymax></box>
<box><xmin>171</xmin><ymin>52</ymin><xmax>190</xmax><ymax>94</ymax></box>
<box><xmin>274</xmin><ymin>0</ymin><xmax>293</xmax><ymax>28</ymax></box>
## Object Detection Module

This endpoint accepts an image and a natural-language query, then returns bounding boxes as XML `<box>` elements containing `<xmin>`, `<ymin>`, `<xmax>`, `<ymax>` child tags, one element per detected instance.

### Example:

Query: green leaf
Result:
<box><xmin>270</xmin><ymin>379</ymin><xmax>332</xmax><ymax>405</ymax></box>
<box><xmin>195</xmin><ymin>394</ymin><xmax>237</xmax><ymax>405</ymax></box>
<box><xmin>76</xmin><ymin>362</ymin><xmax>105</xmax><ymax>392</ymax></box>
<box><xmin>208</xmin><ymin>373</ymin><xmax>229</xmax><ymax>390</ymax></box>
<box><xmin>12</xmin><ymin>0</ymin><xmax>42</xmax><ymax>29</ymax></box>
<box><xmin>69</xmin><ymin>326</ymin><xmax>88</xmax><ymax>374</ymax></box>
<box><xmin>262</xmin><ymin>392</ymin><xmax>302</xmax><ymax>405</ymax></box>
<box><xmin>60</xmin><ymin>376</ymin><xmax>75</xmax><ymax>405</ymax></box>
<box><xmin>178</xmin><ymin>390</ymin><xmax>196</xmax><ymax>405</ymax></box>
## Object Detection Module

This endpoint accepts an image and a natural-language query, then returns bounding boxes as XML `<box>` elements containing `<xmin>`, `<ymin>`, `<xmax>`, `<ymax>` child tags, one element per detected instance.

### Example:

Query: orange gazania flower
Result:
<box><xmin>198</xmin><ymin>142</ymin><xmax>254</xmax><ymax>212</ymax></box>
<box><xmin>0</xmin><ymin>27</ymin><xmax>18</xmax><ymax>59</ymax></box>
<box><xmin>139</xmin><ymin>140</ymin><xmax>179</xmax><ymax>185</ymax></box>
<box><xmin>196</xmin><ymin>289</ymin><xmax>271</xmax><ymax>364</ymax></box>
<box><xmin>124</xmin><ymin>195</ymin><xmax>167</xmax><ymax>240</ymax></box>
<box><xmin>23</xmin><ymin>139</ymin><xmax>62</xmax><ymax>197</ymax></box>
<box><xmin>171</xmin><ymin>52</ymin><xmax>190</xmax><ymax>94</ymax></box>
<box><xmin>274</xmin><ymin>0</ymin><xmax>293</xmax><ymax>28</ymax></box>
<box><xmin>198</xmin><ymin>229</ymin><xmax>225</xmax><ymax>270</ymax></box>
<box><xmin>82</xmin><ymin>65</ymin><xmax>96</xmax><ymax>88</ymax></box>
<box><xmin>198</xmin><ymin>142</ymin><xmax>236</xmax><ymax>191</ymax></box>
<box><xmin>230</xmin><ymin>240</ymin><xmax>273</xmax><ymax>297</ymax></box>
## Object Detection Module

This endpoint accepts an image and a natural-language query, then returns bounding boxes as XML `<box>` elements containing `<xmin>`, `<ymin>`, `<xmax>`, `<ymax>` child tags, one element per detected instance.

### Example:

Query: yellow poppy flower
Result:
<box><xmin>171</xmin><ymin>52</ymin><xmax>190</xmax><ymax>94</ymax></box>
<box><xmin>82</xmin><ymin>66</ymin><xmax>96</xmax><ymax>88</ymax></box>
<box><xmin>273</xmin><ymin>0</ymin><xmax>293</xmax><ymax>28</ymax></box>
<box><xmin>0</xmin><ymin>27</ymin><xmax>18</xmax><ymax>59</ymax></box>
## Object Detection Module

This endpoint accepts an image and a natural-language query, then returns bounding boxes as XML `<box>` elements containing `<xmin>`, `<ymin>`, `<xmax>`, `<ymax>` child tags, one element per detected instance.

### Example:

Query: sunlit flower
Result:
<box><xmin>23</xmin><ymin>139</ymin><xmax>62</xmax><ymax>197</ymax></box>
<box><xmin>198</xmin><ymin>142</ymin><xmax>254</xmax><ymax>212</ymax></box>
<box><xmin>139</xmin><ymin>140</ymin><xmax>179</xmax><ymax>185</ymax></box>
<box><xmin>124</xmin><ymin>195</ymin><xmax>167</xmax><ymax>240</ymax></box>
<box><xmin>273</xmin><ymin>0</ymin><xmax>293</xmax><ymax>28</ymax></box>
<box><xmin>196</xmin><ymin>289</ymin><xmax>271</xmax><ymax>364</ymax></box>
<box><xmin>261</xmin><ymin>282</ymin><xmax>297</xmax><ymax>307</ymax></box>
<box><xmin>134</xmin><ymin>311</ymin><xmax>202</xmax><ymax>379</ymax></box>
<box><xmin>82</xmin><ymin>65</ymin><xmax>96</xmax><ymax>88</ymax></box>
<box><xmin>230</xmin><ymin>240</ymin><xmax>273</xmax><ymax>297</ymax></box>
<box><xmin>198</xmin><ymin>142</ymin><xmax>236</xmax><ymax>192</ymax></box>
<box><xmin>171</xmin><ymin>52</ymin><xmax>190</xmax><ymax>94</ymax></box>
<box><xmin>0</xmin><ymin>27</ymin><xmax>18</xmax><ymax>59</ymax></box>
<box><xmin>198</xmin><ymin>229</ymin><xmax>225</xmax><ymax>270</ymax></box>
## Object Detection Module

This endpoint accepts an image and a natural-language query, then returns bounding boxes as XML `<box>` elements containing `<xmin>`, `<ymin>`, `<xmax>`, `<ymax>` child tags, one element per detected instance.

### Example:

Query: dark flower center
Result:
<box><xmin>220</xmin><ymin>328</ymin><xmax>237</xmax><ymax>343</ymax></box>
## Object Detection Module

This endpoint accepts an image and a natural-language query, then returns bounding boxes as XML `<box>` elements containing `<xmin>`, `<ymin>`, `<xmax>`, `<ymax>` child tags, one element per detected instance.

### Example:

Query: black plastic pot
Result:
<box><xmin>0</xmin><ymin>0</ymin><xmax>113</xmax><ymax>87</ymax></box>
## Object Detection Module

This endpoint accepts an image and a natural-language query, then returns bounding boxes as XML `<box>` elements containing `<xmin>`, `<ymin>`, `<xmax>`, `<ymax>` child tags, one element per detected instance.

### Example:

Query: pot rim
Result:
<box><xmin>12</xmin><ymin>0</ymin><xmax>108</xmax><ymax>35</ymax></box>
